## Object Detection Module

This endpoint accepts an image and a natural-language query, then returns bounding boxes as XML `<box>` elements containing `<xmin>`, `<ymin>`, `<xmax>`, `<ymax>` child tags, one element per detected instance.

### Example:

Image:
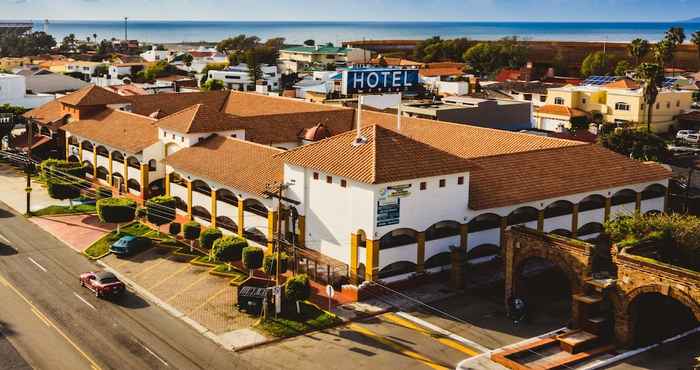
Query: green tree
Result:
<box><xmin>635</xmin><ymin>62</ymin><xmax>664</xmax><ymax>132</ymax></box>
<box><xmin>217</xmin><ymin>34</ymin><xmax>260</xmax><ymax>53</ymax></box>
<box><xmin>96</xmin><ymin>198</ymin><xmax>136</xmax><ymax>233</ymax></box>
<box><xmin>60</xmin><ymin>33</ymin><xmax>78</xmax><ymax>53</ymax></box>
<box><xmin>199</xmin><ymin>227</ymin><xmax>223</xmax><ymax>249</ymax></box>
<box><xmin>169</xmin><ymin>222</ymin><xmax>181</xmax><ymax>236</ymax></box>
<box><xmin>183</xmin><ymin>221</ymin><xmax>201</xmax><ymax>252</ymax></box>
<box><xmin>580</xmin><ymin>51</ymin><xmax>612</xmax><ymax>77</ymax></box>
<box><xmin>463</xmin><ymin>42</ymin><xmax>502</xmax><ymax>77</ymax></box>
<box><xmin>692</xmin><ymin>31</ymin><xmax>700</xmax><ymax>61</ymax></box>
<box><xmin>201</xmin><ymin>79</ymin><xmax>224</xmax><ymax>91</ymax></box>
<box><xmin>652</xmin><ymin>40</ymin><xmax>674</xmax><ymax>67</ymax></box>
<box><xmin>199</xmin><ymin>62</ymin><xmax>228</xmax><ymax>84</ymax></box>
<box><xmin>303</xmin><ymin>39</ymin><xmax>315</xmax><ymax>46</ymax></box>
<box><xmin>210</xmin><ymin>235</ymin><xmax>247</xmax><ymax>263</ymax></box>
<box><xmin>665</xmin><ymin>27</ymin><xmax>686</xmax><ymax>47</ymax></box>
<box><xmin>227</xmin><ymin>52</ymin><xmax>240</xmax><ymax>66</ymax></box>
<box><xmin>498</xmin><ymin>36</ymin><xmax>529</xmax><ymax>69</ymax></box>
<box><xmin>264</xmin><ymin>37</ymin><xmax>286</xmax><ymax>50</ymax></box>
<box><xmin>181</xmin><ymin>53</ymin><xmax>193</xmax><ymax>68</ymax></box>
<box><xmin>599</xmin><ymin>129</ymin><xmax>667</xmax><ymax>161</ymax></box>
<box><xmin>0</xmin><ymin>31</ymin><xmax>56</xmax><ymax>57</ymax></box>
<box><xmin>285</xmin><ymin>274</ymin><xmax>311</xmax><ymax>303</ymax></box>
<box><xmin>628</xmin><ymin>38</ymin><xmax>650</xmax><ymax>66</ymax></box>
<box><xmin>145</xmin><ymin>196</ymin><xmax>176</xmax><ymax>234</ymax></box>
<box><xmin>46</xmin><ymin>179</ymin><xmax>81</xmax><ymax>209</ymax></box>
<box><xmin>245</xmin><ymin>50</ymin><xmax>262</xmax><ymax>83</ymax></box>
<box><xmin>614</xmin><ymin>60</ymin><xmax>632</xmax><ymax>76</ymax></box>
<box><xmin>92</xmin><ymin>64</ymin><xmax>108</xmax><ymax>77</ymax></box>
<box><xmin>263</xmin><ymin>253</ymin><xmax>289</xmax><ymax>276</ymax></box>
<box><xmin>242</xmin><ymin>246</ymin><xmax>263</xmax><ymax>276</ymax></box>
<box><xmin>96</xmin><ymin>39</ymin><xmax>114</xmax><ymax>56</ymax></box>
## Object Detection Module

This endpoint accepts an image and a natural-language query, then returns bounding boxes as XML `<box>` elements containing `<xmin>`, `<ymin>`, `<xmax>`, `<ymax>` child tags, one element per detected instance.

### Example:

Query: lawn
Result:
<box><xmin>254</xmin><ymin>302</ymin><xmax>342</xmax><ymax>338</ymax></box>
<box><xmin>83</xmin><ymin>222</ymin><xmax>153</xmax><ymax>258</ymax></box>
<box><xmin>32</xmin><ymin>204</ymin><xmax>96</xmax><ymax>216</ymax></box>
<box><xmin>211</xmin><ymin>263</ymin><xmax>248</xmax><ymax>283</ymax></box>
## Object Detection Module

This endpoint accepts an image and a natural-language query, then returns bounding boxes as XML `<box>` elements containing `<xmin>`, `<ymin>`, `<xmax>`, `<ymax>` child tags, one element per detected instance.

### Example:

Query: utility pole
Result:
<box><xmin>25</xmin><ymin>119</ymin><xmax>33</xmax><ymax>215</ymax></box>
<box><xmin>264</xmin><ymin>181</ymin><xmax>299</xmax><ymax>286</ymax></box>
<box><xmin>124</xmin><ymin>17</ymin><xmax>128</xmax><ymax>40</ymax></box>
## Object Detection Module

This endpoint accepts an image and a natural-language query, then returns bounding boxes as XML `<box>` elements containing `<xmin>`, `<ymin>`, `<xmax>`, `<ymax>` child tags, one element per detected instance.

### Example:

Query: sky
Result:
<box><xmin>1</xmin><ymin>0</ymin><xmax>700</xmax><ymax>22</ymax></box>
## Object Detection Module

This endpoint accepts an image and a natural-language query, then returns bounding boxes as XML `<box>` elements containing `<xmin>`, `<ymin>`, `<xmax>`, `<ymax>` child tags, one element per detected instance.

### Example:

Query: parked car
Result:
<box><xmin>79</xmin><ymin>271</ymin><xmax>125</xmax><ymax>298</ymax></box>
<box><xmin>109</xmin><ymin>235</ymin><xmax>151</xmax><ymax>257</ymax></box>
<box><xmin>686</xmin><ymin>134</ymin><xmax>700</xmax><ymax>144</ymax></box>
<box><xmin>677</xmin><ymin>130</ymin><xmax>698</xmax><ymax>140</ymax></box>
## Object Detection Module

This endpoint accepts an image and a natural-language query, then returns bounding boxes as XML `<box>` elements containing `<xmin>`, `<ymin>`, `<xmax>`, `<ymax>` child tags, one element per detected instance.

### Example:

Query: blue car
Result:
<box><xmin>110</xmin><ymin>236</ymin><xmax>151</xmax><ymax>257</ymax></box>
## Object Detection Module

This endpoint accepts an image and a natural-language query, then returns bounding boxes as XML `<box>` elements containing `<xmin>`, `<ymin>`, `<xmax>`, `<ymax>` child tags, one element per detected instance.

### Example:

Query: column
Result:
<box><xmin>139</xmin><ymin>164</ymin><xmax>149</xmax><ymax>199</ymax></box>
<box><xmin>237</xmin><ymin>198</ymin><xmax>245</xmax><ymax>237</ymax></box>
<box><xmin>210</xmin><ymin>190</ymin><xmax>218</xmax><ymax>228</ymax></box>
<box><xmin>366</xmin><ymin>239</ymin><xmax>380</xmax><ymax>282</ymax></box>
<box><xmin>604</xmin><ymin>197</ymin><xmax>612</xmax><ymax>222</ymax></box>
<box><xmin>123</xmin><ymin>157</ymin><xmax>129</xmax><ymax>185</ymax></box>
<box><xmin>65</xmin><ymin>136</ymin><xmax>70</xmax><ymax>160</ymax></box>
<box><xmin>635</xmin><ymin>192</ymin><xmax>642</xmax><ymax>214</ymax></box>
<box><xmin>350</xmin><ymin>233</ymin><xmax>359</xmax><ymax>284</ymax></box>
<box><xmin>416</xmin><ymin>232</ymin><xmax>426</xmax><ymax>273</ymax></box>
<box><xmin>297</xmin><ymin>215</ymin><xmax>306</xmax><ymax>247</ymax></box>
<box><xmin>78</xmin><ymin>142</ymin><xmax>83</xmax><ymax>162</ymax></box>
<box><xmin>499</xmin><ymin>216</ymin><xmax>508</xmax><ymax>248</ymax></box>
<box><xmin>164</xmin><ymin>172</ymin><xmax>170</xmax><ymax>196</ymax></box>
<box><xmin>459</xmin><ymin>223</ymin><xmax>469</xmax><ymax>249</ymax></box>
<box><xmin>186</xmin><ymin>180</ymin><xmax>193</xmax><ymax>220</ymax></box>
<box><xmin>571</xmin><ymin>203</ymin><xmax>579</xmax><ymax>238</ymax></box>
<box><xmin>107</xmin><ymin>152</ymin><xmax>113</xmax><ymax>186</ymax></box>
<box><xmin>92</xmin><ymin>146</ymin><xmax>97</xmax><ymax>178</ymax></box>
<box><xmin>537</xmin><ymin>209</ymin><xmax>545</xmax><ymax>232</ymax></box>
<box><xmin>267</xmin><ymin>210</ymin><xmax>278</xmax><ymax>252</ymax></box>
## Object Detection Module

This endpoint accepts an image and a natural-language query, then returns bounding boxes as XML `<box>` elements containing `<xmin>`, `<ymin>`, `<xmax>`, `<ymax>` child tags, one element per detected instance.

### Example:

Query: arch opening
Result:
<box><xmin>630</xmin><ymin>292</ymin><xmax>699</xmax><ymax>347</ymax></box>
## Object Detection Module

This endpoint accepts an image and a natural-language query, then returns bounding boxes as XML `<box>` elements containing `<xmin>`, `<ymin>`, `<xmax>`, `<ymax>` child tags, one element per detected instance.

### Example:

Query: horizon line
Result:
<box><xmin>4</xmin><ymin>18</ymin><xmax>698</xmax><ymax>24</ymax></box>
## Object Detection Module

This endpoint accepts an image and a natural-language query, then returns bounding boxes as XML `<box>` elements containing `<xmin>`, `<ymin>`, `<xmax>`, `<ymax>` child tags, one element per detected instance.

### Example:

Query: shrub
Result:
<box><xmin>285</xmin><ymin>274</ymin><xmax>311</xmax><ymax>303</ymax></box>
<box><xmin>96</xmin><ymin>187</ymin><xmax>112</xmax><ymax>199</ymax></box>
<box><xmin>96</xmin><ymin>198</ymin><xmax>136</xmax><ymax>233</ymax></box>
<box><xmin>46</xmin><ymin>179</ymin><xmax>81</xmax><ymax>208</ymax></box>
<box><xmin>199</xmin><ymin>227</ymin><xmax>223</xmax><ymax>249</ymax></box>
<box><xmin>263</xmin><ymin>253</ymin><xmax>289</xmax><ymax>276</ymax></box>
<box><xmin>210</xmin><ymin>235</ymin><xmax>247</xmax><ymax>262</ymax></box>
<box><xmin>146</xmin><ymin>195</ymin><xmax>176</xmax><ymax>227</ymax></box>
<box><xmin>136</xmin><ymin>207</ymin><xmax>147</xmax><ymax>220</ymax></box>
<box><xmin>40</xmin><ymin>159</ymin><xmax>86</xmax><ymax>181</ymax></box>
<box><xmin>242</xmin><ymin>246</ymin><xmax>264</xmax><ymax>271</ymax></box>
<box><xmin>169</xmin><ymin>222</ymin><xmax>181</xmax><ymax>236</ymax></box>
<box><xmin>182</xmin><ymin>221</ymin><xmax>201</xmax><ymax>241</ymax></box>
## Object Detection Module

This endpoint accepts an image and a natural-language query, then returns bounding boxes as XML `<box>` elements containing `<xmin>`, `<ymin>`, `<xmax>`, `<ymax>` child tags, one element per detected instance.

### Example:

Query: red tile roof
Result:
<box><xmin>155</xmin><ymin>104</ymin><xmax>241</xmax><ymax>134</ymax></box>
<box><xmin>58</xmin><ymin>85</ymin><xmax>130</xmax><ymax>107</ymax></box>
<box><xmin>536</xmin><ymin>105</ymin><xmax>588</xmax><ymax>118</ymax></box>
<box><xmin>62</xmin><ymin>109</ymin><xmax>158</xmax><ymax>153</ymax></box>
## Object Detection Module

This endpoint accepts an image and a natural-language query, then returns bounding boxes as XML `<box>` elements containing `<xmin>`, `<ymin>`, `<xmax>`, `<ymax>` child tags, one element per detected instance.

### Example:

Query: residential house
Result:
<box><xmin>278</xmin><ymin>44</ymin><xmax>367</xmax><ymax>74</ymax></box>
<box><xmin>0</xmin><ymin>73</ymin><xmax>55</xmax><ymax>108</ymax></box>
<box><xmin>207</xmin><ymin>63</ymin><xmax>279</xmax><ymax>92</ymax></box>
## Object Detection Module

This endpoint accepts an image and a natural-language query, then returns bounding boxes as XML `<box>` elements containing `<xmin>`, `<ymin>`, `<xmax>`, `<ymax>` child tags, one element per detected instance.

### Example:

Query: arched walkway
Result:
<box><xmin>507</xmin><ymin>206</ymin><xmax>539</xmax><ymax>226</ymax></box>
<box><xmin>191</xmin><ymin>179</ymin><xmax>211</xmax><ymax>196</ymax></box>
<box><xmin>96</xmin><ymin>166</ymin><xmax>108</xmax><ymax>181</ymax></box>
<box><xmin>379</xmin><ymin>261</ymin><xmax>417</xmax><ymax>279</ymax></box>
<box><xmin>127</xmin><ymin>156</ymin><xmax>140</xmax><ymax>169</ymax></box>
<box><xmin>127</xmin><ymin>179</ymin><xmax>140</xmax><ymax>193</ymax></box>
<box><xmin>425</xmin><ymin>220</ymin><xmax>460</xmax><ymax>241</ymax></box>
<box><xmin>244</xmin><ymin>198</ymin><xmax>268</xmax><ymax>217</ymax></box>
<box><xmin>81</xmin><ymin>141</ymin><xmax>93</xmax><ymax>152</ymax></box>
<box><xmin>216</xmin><ymin>188</ymin><xmax>238</xmax><ymax>205</ymax></box>
<box><xmin>379</xmin><ymin>228</ymin><xmax>418</xmax><ymax>249</ymax></box>
<box><xmin>625</xmin><ymin>287</ymin><xmax>700</xmax><ymax>347</ymax></box>
<box><xmin>192</xmin><ymin>205</ymin><xmax>211</xmax><ymax>221</ymax></box>
<box><xmin>216</xmin><ymin>216</ymin><xmax>238</xmax><ymax>233</ymax></box>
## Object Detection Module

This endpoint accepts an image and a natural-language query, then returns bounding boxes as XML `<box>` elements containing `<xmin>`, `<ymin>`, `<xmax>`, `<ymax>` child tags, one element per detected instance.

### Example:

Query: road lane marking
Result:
<box><xmin>185</xmin><ymin>285</ymin><xmax>230</xmax><ymax>315</ymax></box>
<box><xmin>31</xmin><ymin>307</ymin><xmax>51</xmax><ymax>327</ymax></box>
<box><xmin>347</xmin><ymin>323</ymin><xmax>449</xmax><ymax>370</ymax></box>
<box><xmin>0</xmin><ymin>232</ymin><xmax>10</xmax><ymax>244</ymax></box>
<box><xmin>27</xmin><ymin>257</ymin><xmax>48</xmax><ymax>272</ymax></box>
<box><xmin>0</xmin><ymin>272</ymin><xmax>103</xmax><ymax>370</ymax></box>
<box><xmin>394</xmin><ymin>311</ymin><xmax>490</xmax><ymax>353</ymax></box>
<box><xmin>73</xmin><ymin>292</ymin><xmax>97</xmax><ymax>311</ymax></box>
<box><xmin>140</xmin><ymin>343</ymin><xmax>169</xmax><ymax>367</ymax></box>
<box><xmin>148</xmin><ymin>264</ymin><xmax>192</xmax><ymax>290</ymax></box>
<box><xmin>382</xmin><ymin>313</ymin><xmax>479</xmax><ymax>357</ymax></box>
<box><xmin>164</xmin><ymin>272</ymin><xmax>210</xmax><ymax>303</ymax></box>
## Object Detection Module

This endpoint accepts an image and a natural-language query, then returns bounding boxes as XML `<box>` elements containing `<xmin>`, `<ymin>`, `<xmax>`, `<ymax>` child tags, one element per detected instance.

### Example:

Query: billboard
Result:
<box><xmin>342</xmin><ymin>68</ymin><xmax>420</xmax><ymax>95</ymax></box>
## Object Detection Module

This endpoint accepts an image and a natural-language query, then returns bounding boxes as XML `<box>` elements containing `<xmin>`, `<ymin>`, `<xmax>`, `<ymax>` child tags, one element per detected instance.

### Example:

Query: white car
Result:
<box><xmin>686</xmin><ymin>134</ymin><xmax>700</xmax><ymax>144</ymax></box>
<box><xmin>677</xmin><ymin>130</ymin><xmax>697</xmax><ymax>140</ymax></box>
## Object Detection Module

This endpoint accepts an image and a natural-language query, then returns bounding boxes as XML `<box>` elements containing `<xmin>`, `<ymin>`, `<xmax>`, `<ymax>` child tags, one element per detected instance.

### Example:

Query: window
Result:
<box><xmin>457</xmin><ymin>176</ymin><xmax>464</xmax><ymax>185</ymax></box>
<box><xmin>677</xmin><ymin>101</ymin><xmax>681</xmax><ymax>108</ymax></box>
<box><xmin>230</xmin><ymin>133</ymin><xmax>237</xmax><ymax>138</ymax></box>
<box><xmin>420</xmin><ymin>182</ymin><xmax>427</xmax><ymax>190</ymax></box>
<box><xmin>656</xmin><ymin>103</ymin><xmax>660</xmax><ymax>110</ymax></box>
<box><xmin>439</xmin><ymin>179</ymin><xmax>446</xmax><ymax>188</ymax></box>
<box><xmin>581</xmin><ymin>98</ymin><xmax>587</xmax><ymax>104</ymax></box>
<box><xmin>523</xmin><ymin>94</ymin><xmax>532</xmax><ymax>101</ymax></box>
<box><xmin>180</xmin><ymin>137</ymin><xmax>184</xmax><ymax>143</ymax></box>
<box><xmin>163</xmin><ymin>131</ymin><xmax>167</xmax><ymax>138</ymax></box>
<box><xmin>667</xmin><ymin>102</ymin><xmax>671</xmax><ymax>109</ymax></box>
<box><xmin>340</xmin><ymin>179</ymin><xmax>347</xmax><ymax>188</ymax></box>
<box><xmin>554</xmin><ymin>97</ymin><xmax>565</xmax><ymax>105</ymax></box>
<box><xmin>171</xmin><ymin>134</ymin><xmax>175</xmax><ymax>139</ymax></box>
<box><xmin>313</xmin><ymin>172</ymin><xmax>319</xmax><ymax>180</ymax></box>
<box><xmin>615</xmin><ymin>102</ymin><xmax>630</xmax><ymax>111</ymax></box>
<box><xmin>539</xmin><ymin>95</ymin><xmax>546</xmax><ymax>102</ymax></box>
<box><xmin>326</xmin><ymin>176</ymin><xmax>332</xmax><ymax>184</ymax></box>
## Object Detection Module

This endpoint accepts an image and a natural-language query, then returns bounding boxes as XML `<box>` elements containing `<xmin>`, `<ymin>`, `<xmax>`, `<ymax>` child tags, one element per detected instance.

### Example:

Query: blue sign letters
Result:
<box><xmin>342</xmin><ymin>68</ymin><xmax>420</xmax><ymax>95</ymax></box>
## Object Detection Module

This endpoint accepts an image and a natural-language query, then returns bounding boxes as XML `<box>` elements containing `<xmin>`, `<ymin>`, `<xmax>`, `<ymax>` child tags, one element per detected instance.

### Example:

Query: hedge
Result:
<box><xmin>146</xmin><ymin>195</ymin><xmax>176</xmax><ymax>227</ymax></box>
<box><xmin>285</xmin><ymin>274</ymin><xmax>311</xmax><ymax>303</ymax></box>
<box><xmin>46</xmin><ymin>179</ymin><xmax>81</xmax><ymax>203</ymax></box>
<box><xmin>169</xmin><ymin>222</ymin><xmax>181</xmax><ymax>236</ymax></box>
<box><xmin>40</xmin><ymin>159</ymin><xmax>86</xmax><ymax>180</ymax></box>
<box><xmin>182</xmin><ymin>221</ymin><xmax>201</xmax><ymax>241</ymax></box>
<box><xmin>242</xmin><ymin>246</ymin><xmax>264</xmax><ymax>270</ymax></box>
<box><xmin>210</xmin><ymin>235</ymin><xmax>247</xmax><ymax>262</ymax></box>
<box><xmin>200</xmin><ymin>227</ymin><xmax>223</xmax><ymax>249</ymax></box>
<box><xmin>96</xmin><ymin>198</ymin><xmax>136</xmax><ymax>225</ymax></box>
<box><xmin>263</xmin><ymin>253</ymin><xmax>289</xmax><ymax>276</ymax></box>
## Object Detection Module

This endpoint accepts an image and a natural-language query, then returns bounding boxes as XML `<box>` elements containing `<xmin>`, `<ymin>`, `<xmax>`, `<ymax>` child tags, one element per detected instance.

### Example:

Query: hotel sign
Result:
<box><xmin>342</xmin><ymin>68</ymin><xmax>419</xmax><ymax>95</ymax></box>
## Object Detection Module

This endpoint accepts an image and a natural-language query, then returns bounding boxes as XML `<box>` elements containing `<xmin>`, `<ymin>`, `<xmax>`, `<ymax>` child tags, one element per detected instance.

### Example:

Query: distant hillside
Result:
<box><xmin>685</xmin><ymin>17</ymin><xmax>700</xmax><ymax>22</ymax></box>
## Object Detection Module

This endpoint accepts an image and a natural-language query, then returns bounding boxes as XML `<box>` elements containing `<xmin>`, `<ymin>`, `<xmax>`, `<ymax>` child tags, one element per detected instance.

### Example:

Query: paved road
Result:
<box><xmin>0</xmin><ymin>202</ymin><xmax>260</xmax><ymax>370</ymax></box>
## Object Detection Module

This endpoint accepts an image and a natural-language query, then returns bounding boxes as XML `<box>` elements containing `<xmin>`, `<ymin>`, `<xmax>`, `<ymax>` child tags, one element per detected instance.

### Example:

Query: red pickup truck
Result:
<box><xmin>79</xmin><ymin>271</ymin><xmax>125</xmax><ymax>299</ymax></box>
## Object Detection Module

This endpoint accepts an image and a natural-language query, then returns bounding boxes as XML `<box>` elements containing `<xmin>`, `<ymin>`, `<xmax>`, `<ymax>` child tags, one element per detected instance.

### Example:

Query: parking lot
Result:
<box><xmin>101</xmin><ymin>245</ymin><xmax>257</xmax><ymax>334</ymax></box>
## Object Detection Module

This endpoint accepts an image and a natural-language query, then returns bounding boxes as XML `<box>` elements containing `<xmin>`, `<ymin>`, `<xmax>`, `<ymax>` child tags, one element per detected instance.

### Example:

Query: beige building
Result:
<box><xmin>534</xmin><ymin>79</ymin><xmax>694</xmax><ymax>133</ymax></box>
<box><xmin>278</xmin><ymin>44</ymin><xmax>367</xmax><ymax>73</ymax></box>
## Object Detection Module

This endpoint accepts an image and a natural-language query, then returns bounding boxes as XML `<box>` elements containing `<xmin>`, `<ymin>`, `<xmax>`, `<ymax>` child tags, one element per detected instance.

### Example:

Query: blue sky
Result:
<box><xmin>1</xmin><ymin>0</ymin><xmax>700</xmax><ymax>22</ymax></box>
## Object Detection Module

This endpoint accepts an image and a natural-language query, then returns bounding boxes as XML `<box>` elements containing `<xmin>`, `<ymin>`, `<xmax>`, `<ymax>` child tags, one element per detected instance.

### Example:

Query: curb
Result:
<box><xmin>96</xmin><ymin>260</ymin><xmax>235</xmax><ymax>351</ymax></box>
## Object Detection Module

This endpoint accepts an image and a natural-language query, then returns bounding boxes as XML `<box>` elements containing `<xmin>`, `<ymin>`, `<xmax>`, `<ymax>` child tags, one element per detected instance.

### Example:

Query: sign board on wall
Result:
<box><xmin>377</xmin><ymin>198</ymin><xmax>400</xmax><ymax>227</ymax></box>
<box><xmin>342</xmin><ymin>68</ymin><xmax>420</xmax><ymax>95</ymax></box>
<box><xmin>379</xmin><ymin>184</ymin><xmax>412</xmax><ymax>201</ymax></box>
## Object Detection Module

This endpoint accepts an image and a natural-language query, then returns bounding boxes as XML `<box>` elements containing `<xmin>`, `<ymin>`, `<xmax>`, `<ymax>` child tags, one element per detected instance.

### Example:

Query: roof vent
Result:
<box><xmin>352</xmin><ymin>136</ymin><xmax>368</xmax><ymax>147</ymax></box>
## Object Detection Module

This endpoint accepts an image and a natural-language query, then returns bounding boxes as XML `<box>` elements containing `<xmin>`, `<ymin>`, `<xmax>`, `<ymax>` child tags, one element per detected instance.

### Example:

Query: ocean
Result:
<box><xmin>30</xmin><ymin>20</ymin><xmax>700</xmax><ymax>45</ymax></box>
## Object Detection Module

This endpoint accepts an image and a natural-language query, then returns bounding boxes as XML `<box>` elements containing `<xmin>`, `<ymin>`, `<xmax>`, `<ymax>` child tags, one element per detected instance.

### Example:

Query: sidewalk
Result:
<box><xmin>0</xmin><ymin>162</ymin><xmax>68</xmax><ymax>214</ymax></box>
<box><xmin>29</xmin><ymin>214</ymin><xmax>115</xmax><ymax>253</ymax></box>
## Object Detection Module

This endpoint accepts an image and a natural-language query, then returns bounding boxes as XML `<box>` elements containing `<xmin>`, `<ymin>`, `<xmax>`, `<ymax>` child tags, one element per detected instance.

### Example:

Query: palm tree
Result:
<box><xmin>635</xmin><ymin>63</ymin><xmax>663</xmax><ymax>132</ymax></box>
<box><xmin>652</xmin><ymin>40</ymin><xmax>673</xmax><ymax>68</ymax></box>
<box><xmin>665</xmin><ymin>27</ymin><xmax>686</xmax><ymax>47</ymax></box>
<box><xmin>628</xmin><ymin>38</ymin><xmax>650</xmax><ymax>66</ymax></box>
<box><xmin>692</xmin><ymin>31</ymin><xmax>700</xmax><ymax>61</ymax></box>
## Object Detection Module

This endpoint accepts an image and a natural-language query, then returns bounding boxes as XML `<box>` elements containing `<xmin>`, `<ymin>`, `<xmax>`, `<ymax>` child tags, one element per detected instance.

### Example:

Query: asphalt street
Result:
<box><xmin>0</xmin><ymin>201</ymin><xmax>261</xmax><ymax>370</ymax></box>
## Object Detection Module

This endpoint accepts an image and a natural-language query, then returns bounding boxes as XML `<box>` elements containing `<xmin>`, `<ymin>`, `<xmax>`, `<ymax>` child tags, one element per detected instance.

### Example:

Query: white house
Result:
<box><xmin>278</xmin><ymin>44</ymin><xmax>367</xmax><ymax>74</ymax></box>
<box><xmin>207</xmin><ymin>63</ymin><xmax>280</xmax><ymax>92</ymax></box>
<box><xmin>140</xmin><ymin>46</ymin><xmax>176</xmax><ymax>63</ymax></box>
<box><xmin>0</xmin><ymin>73</ymin><xmax>55</xmax><ymax>108</ymax></box>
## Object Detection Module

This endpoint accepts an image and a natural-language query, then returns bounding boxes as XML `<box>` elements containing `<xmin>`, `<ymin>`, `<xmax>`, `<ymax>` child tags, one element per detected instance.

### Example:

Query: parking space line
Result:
<box><xmin>185</xmin><ymin>285</ymin><xmax>230</xmax><ymax>315</ymax></box>
<box><xmin>164</xmin><ymin>272</ymin><xmax>210</xmax><ymax>303</ymax></box>
<box><xmin>382</xmin><ymin>313</ymin><xmax>479</xmax><ymax>357</ymax></box>
<box><xmin>130</xmin><ymin>257</ymin><xmax>173</xmax><ymax>279</ymax></box>
<box><xmin>147</xmin><ymin>264</ymin><xmax>192</xmax><ymax>290</ymax></box>
<box><xmin>347</xmin><ymin>323</ymin><xmax>450</xmax><ymax>370</ymax></box>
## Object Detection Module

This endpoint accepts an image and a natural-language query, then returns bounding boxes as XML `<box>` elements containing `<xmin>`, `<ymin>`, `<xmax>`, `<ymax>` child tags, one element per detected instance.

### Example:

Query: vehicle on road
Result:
<box><xmin>677</xmin><ymin>130</ymin><xmax>697</xmax><ymax>140</ymax></box>
<box><xmin>686</xmin><ymin>134</ymin><xmax>700</xmax><ymax>144</ymax></box>
<box><xmin>80</xmin><ymin>271</ymin><xmax>125</xmax><ymax>298</ymax></box>
<box><xmin>110</xmin><ymin>235</ymin><xmax>151</xmax><ymax>257</ymax></box>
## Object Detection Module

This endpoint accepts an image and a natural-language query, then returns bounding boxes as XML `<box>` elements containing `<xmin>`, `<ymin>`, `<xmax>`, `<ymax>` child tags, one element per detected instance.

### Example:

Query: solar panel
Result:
<box><xmin>662</xmin><ymin>77</ymin><xmax>678</xmax><ymax>89</ymax></box>
<box><xmin>582</xmin><ymin>76</ymin><xmax>619</xmax><ymax>86</ymax></box>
